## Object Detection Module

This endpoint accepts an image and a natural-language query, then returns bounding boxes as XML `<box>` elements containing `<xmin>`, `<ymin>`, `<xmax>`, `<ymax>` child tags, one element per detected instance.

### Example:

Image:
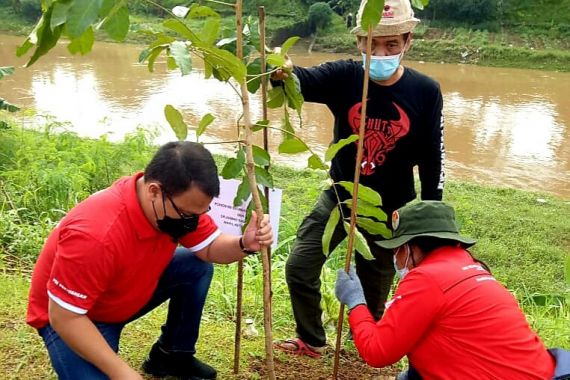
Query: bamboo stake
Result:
<box><xmin>332</xmin><ymin>24</ymin><xmax>374</xmax><ymax>379</ymax></box>
<box><xmin>258</xmin><ymin>6</ymin><xmax>272</xmax><ymax>286</ymax></box>
<box><xmin>235</xmin><ymin>1</ymin><xmax>276</xmax><ymax>379</ymax></box>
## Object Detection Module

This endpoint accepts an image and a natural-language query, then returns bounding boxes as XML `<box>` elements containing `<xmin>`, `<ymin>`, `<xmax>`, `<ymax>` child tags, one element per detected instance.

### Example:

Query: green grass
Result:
<box><xmin>0</xmin><ymin>121</ymin><xmax>568</xmax><ymax>378</ymax></box>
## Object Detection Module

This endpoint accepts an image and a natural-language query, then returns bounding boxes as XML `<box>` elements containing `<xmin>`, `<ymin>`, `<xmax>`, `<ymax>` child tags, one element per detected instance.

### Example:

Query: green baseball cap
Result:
<box><xmin>375</xmin><ymin>201</ymin><xmax>476</xmax><ymax>249</ymax></box>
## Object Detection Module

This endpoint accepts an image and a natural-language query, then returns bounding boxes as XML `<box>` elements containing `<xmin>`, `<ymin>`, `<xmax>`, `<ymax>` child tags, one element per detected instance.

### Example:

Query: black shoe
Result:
<box><xmin>142</xmin><ymin>342</ymin><xmax>217</xmax><ymax>379</ymax></box>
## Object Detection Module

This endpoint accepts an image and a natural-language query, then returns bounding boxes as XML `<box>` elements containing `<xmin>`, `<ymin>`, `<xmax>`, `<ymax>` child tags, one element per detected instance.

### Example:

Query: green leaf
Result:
<box><xmin>146</xmin><ymin>46</ymin><xmax>166</xmax><ymax>72</ymax></box>
<box><xmin>16</xmin><ymin>39</ymin><xmax>34</xmax><ymax>58</ymax></box>
<box><xmin>356</xmin><ymin>217</ymin><xmax>392</xmax><ymax>238</ymax></box>
<box><xmin>411</xmin><ymin>0</ymin><xmax>429</xmax><ymax>10</ymax></box>
<box><xmin>169</xmin><ymin>41</ymin><xmax>192</xmax><ymax>75</ymax></box>
<box><xmin>211</xmin><ymin>66</ymin><xmax>230</xmax><ymax>82</ymax></box>
<box><xmin>197</xmin><ymin>113</ymin><xmax>214</xmax><ymax>137</ymax></box>
<box><xmin>257</xmin><ymin>190</ymin><xmax>269</xmax><ymax>213</ymax></box>
<box><xmin>145</xmin><ymin>33</ymin><xmax>175</xmax><ymax>49</ymax></box>
<box><xmin>203</xmin><ymin>47</ymin><xmax>247</xmax><ymax>84</ymax></box>
<box><xmin>188</xmin><ymin>4</ymin><xmax>220</xmax><ymax>19</ymax></box>
<box><xmin>216</xmin><ymin>36</ymin><xmax>237</xmax><ymax>49</ymax></box>
<box><xmin>344</xmin><ymin>200</ymin><xmax>387</xmax><ymax>221</ymax></box>
<box><xmin>267</xmin><ymin>87</ymin><xmax>285</xmax><ymax>109</ymax></box>
<box><xmin>308</xmin><ymin>154</ymin><xmax>328</xmax><ymax>170</ymax></box>
<box><xmin>361</xmin><ymin>0</ymin><xmax>384</xmax><ymax>31</ymax></box>
<box><xmin>51</xmin><ymin>1</ymin><xmax>72</xmax><ymax>30</ymax></box>
<box><xmin>243</xmin><ymin>18</ymin><xmax>260</xmax><ymax>50</ymax></box>
<box><xmin>23</xmin><ymin>6</ymin><xmax>64</xmax><ymax>67</ymax></box>
<box><xmin>284</xmin><ymin>73</ymin><xmax>304</xmax><ymax>112</ymax></box>
<box><xmin>252</xmin><ymin>145</ymin><xmax>270</xmax><ymax>166</ymax></box>
<box><xmin>255</xmin><ymin>166</ymin><xmax>274</xmax><ymax>188</ymax></box>
<box><xmin>282</xmin><ymin>107</ymin><xmax>294</xmax><ymax>137</ymax></box>
<box><xmin>234</xmin><ymin>177</ymin><xmax>251</xmax><ymax>207</ymax></box>
<box><xmin>163</xmin><ymin>19</ymin><xmax>199</xmax><ymax>45</ymax></box>
<box><xmin>280</xmin><ymin>36</ymin><xmax>300</xmax><ymax>55</ymax></box>
<box><xmin>199</xmin><ymin>18</ymin><xmax>220</xmax><ymax>46</ymax></box>
<box><xmin>221</xmin><ymin>149</ymin><xmax>245</xmax><ymax>179</ymax></box>
<box><xmin>167</xmin><ymin>56</ymin><xmax>177</xmax><ymax>70</ymax></box>
<box><xmin>337</xmin><ymin>181</ymin><xmax>382</xmax><ymax>206</ymax></box>
<box><xmin>102</xmin><ymin>5</ymin><xmax>129</xmax><ymax>41</ymax></box>
<box><xmin>343</xmin><ymin>222</ymin><xmax>374</xmax><ymax>260</ymax></box>
<box><xmin>65</xmin><ymin>0</ymin><xmax>102</xmax><ymax>39</ymax></box>
<box><xmin>266</xmin><ymin>53</ymin><xmax>285</xmax><ymax>68</ymax></box>
<box><xmin>322</xmin><ymin>206</ymin><xmax>340</xmax><ymax>255</ymax></box>
<box><xmin>164</xmin><ymin>105</ymin><xmax>188</xmax><ymax>141</ymax></box>
<box><xmin>278</xmin><ymin>138</ymin><xmax>308</xmax><ymax>154</ymax></box>
<box><xmin>252</xmin><ymin>119</ymin><xmax>269</xmax><ymax>132</ymax></box>
<box><xmin>0</xmin><ymin>99</ymin><xmax>20</xmax><ymax>112</ymax></box>
<box><xmin>325</xmin><ymin>135</ymin><xmax>359</xmax><ymax>161</ymax></box>
<box><xmin>0</xmin><ymin>67</ymin><xmax>15</xmax><ymax>79</ymax></box>
<box><xmin>246</xmin><ymin>58</ymin><xmax>261</xmax><ymax>94</ymax></box>
<box><xmin>67</xmin><ymin>26</ymin><xmax>94</xmax><ymax>55</ymax></box>
<box><xmin>99</xmin><ymin>0</ymin><xmax>114</xmax><ymax>18</ymax></box>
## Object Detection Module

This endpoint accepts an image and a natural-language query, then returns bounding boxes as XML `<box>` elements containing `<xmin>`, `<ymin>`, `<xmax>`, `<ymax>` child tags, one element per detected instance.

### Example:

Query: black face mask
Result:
<box><xmin>152</xmin><ymin>190</ymin><xmax>200</xmax><ymax>241</ymax></box>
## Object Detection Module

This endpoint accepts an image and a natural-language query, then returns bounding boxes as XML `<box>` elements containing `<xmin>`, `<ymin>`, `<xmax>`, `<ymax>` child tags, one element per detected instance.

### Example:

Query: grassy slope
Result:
<box><xmin>0</xmin><ymin>129</ymin><xmax>568</xmax><ymax>378</ymax></box>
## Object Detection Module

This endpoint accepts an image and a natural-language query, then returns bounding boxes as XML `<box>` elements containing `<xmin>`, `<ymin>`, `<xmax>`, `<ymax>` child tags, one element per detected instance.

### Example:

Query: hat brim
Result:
<box><xmin>351</xmin><ymin>18</ymin><xmax>419</xmax><ymax>37</ymax></box>
<box><xmin>375</xmin><ymin>231</ymin><xmax>476</xmax><ymax>250</ymax></box>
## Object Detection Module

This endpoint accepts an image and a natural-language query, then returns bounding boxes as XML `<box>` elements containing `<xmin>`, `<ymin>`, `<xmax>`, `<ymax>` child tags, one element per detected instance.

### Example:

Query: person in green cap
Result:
<box><xmin>335</xmin><ymin>201</ymin><xmax>565</xmax><ymax>380</ymax></box>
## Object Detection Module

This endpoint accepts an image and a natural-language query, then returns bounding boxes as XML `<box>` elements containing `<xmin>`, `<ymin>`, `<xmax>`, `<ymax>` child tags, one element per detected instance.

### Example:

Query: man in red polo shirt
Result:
<box><xmin>335</xmin><ymin>201</ymin><xmax>560</xmax><ymax>380</ymax></box>
<box><xmin>27</xmin><ymin>141</ymin><xmax>273</xmax><ymax>380</ymax></box>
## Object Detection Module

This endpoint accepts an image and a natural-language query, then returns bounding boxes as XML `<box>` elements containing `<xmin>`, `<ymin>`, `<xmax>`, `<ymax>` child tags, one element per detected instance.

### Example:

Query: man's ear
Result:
<box><xmin>404</xmin><ymin>32</ymin><xmax>413</xmax><ymax>52</ymax></box>
<box><xmin>147</xmin><ymin>181</ymin><xmax>162</xmax><ymax>200</ymax></box>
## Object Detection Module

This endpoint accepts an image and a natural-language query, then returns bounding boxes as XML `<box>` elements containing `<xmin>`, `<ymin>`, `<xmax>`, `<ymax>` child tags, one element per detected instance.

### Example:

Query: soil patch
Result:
<box><xmin>244</xmin><ymin>348</ymin><xmax>398</xmax><ymax>380</ymax></box>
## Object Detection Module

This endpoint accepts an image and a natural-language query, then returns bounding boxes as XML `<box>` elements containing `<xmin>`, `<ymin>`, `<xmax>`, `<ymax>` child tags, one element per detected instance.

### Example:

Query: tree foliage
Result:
<box><xmin>308</xmin><ymin>2</ymin><xmax>334</xmax><ymax>33</ymax></box>
<box><xmin>417</xmin><ymin>0</ymin><xmax>498</xmax><ymax>25</ymax></box>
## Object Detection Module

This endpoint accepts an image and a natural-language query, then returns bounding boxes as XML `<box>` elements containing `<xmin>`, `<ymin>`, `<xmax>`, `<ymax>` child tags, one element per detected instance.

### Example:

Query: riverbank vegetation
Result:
<box><xmin>1</xmin><ymin>120</ymin><xmax>568</xmax><ymax>378</ymax></box>
<box><xmin>1</xmin><ymin>0</ymin><xmax>569</xmax><ymax>71</ymax></box>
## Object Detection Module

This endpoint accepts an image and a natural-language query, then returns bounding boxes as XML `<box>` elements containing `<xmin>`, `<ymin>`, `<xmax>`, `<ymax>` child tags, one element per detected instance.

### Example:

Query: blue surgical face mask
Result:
<box><xmin>362</xmin><ymin>53</ymin><xmax>401</xmax><ymax>81</ymax></box>
<box><xmin>393</xmin><ymin>244</ymin><xmax>410</xmax><ymax>279</ymax></box>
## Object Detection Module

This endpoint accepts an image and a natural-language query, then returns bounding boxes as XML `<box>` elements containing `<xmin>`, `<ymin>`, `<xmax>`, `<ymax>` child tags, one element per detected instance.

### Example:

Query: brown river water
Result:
<box><xmin>1</xmin><ymin>34</ymin><xmax>569</xmax><ymax>199</ymax></box>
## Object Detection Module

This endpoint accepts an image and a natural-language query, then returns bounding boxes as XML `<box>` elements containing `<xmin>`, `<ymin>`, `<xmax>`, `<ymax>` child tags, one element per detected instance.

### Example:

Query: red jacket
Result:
<box><xmin>349</xmin><ymin>246</ymin><xmax>555</xmax><ymax>379</ymax></box>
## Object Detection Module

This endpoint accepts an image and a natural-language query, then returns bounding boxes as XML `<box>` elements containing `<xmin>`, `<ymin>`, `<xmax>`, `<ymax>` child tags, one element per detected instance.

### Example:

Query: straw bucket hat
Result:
<box><xmin>351</xmin><ymin>0</ymin><xmax>420</xmax><ymax>37</ymax></box>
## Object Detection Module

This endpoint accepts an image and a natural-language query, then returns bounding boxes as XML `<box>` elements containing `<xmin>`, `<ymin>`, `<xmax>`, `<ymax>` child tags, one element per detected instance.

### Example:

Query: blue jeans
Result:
<box><xmin>38</xmin><ymin>248</ymin><xmax>214</xmax><ymax>379</ymax></box>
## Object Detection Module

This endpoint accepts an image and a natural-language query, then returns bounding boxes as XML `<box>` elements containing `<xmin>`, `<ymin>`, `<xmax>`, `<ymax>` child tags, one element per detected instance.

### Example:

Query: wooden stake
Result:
<box><xmin>233</xmin><ymin>260</ymin><xmax>244</xmax><ymax>373</ymax></box>
<box><xmin>332</xmin><ymin>24</ymin><xmax>374</xmax><ymax>379</ymax></box>
<box><xmin>258</xmin><ymin>6</ymin><xmax>272</xmax><ymax>286</ymax></box>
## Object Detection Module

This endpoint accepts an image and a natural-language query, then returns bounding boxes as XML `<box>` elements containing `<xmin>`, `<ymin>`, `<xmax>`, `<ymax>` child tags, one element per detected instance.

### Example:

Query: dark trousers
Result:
<box><xmin>285</xmin><ymin>192</ymin><xmax>395</xmax><ymax>347</ymax></box>
<box><xmin>38</xmin><ymin>247</ymin><xmax>213</xmax><ymax>379</ymax></box>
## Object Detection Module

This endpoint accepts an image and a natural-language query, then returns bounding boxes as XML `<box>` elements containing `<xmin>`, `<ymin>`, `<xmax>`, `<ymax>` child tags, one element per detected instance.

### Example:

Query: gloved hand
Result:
<box><xmin>335</xmin><ymin>266</ymin><xmax>367</xmax><ymax>310</ymax></box>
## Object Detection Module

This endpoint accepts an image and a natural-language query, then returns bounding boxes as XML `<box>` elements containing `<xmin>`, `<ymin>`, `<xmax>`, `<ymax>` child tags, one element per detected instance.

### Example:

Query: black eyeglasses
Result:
<box><xmin>164</xmin><ymin>192</ymin><xmax>211</xmax><ymax>220</ymax></box>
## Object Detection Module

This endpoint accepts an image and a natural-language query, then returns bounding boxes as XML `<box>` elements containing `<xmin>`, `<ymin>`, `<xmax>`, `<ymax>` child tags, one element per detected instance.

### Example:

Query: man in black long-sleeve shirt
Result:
<box><xmin>275</xmin><ymin>0</ymin><xmax>445</xmax><ymax>357</ymax></box>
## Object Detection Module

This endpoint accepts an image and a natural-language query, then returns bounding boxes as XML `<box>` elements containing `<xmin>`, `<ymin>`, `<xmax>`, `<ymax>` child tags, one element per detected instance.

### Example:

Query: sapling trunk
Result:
<box><xmin>234</xmin><ymin>1</ymin><xmax>276</xmax><ymax>379</ymax></box>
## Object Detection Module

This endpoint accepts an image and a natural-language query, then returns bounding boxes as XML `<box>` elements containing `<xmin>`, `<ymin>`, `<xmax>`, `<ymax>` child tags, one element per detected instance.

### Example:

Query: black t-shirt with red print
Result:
<box><xmin>293</xmin><ymin>60</ymin><xmax>445</xmax><ymax>213</ymax></box>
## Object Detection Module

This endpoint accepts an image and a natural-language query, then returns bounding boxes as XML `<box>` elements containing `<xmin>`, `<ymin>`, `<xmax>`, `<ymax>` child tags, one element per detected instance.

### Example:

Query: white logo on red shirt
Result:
<box><xmin>384</xmin><ymin>295</ymin><xmax>402</xmax><ymax>310</ymax></box>
<box><xmin>52</xmin><ymin>278</ymin><xmax>87</xmax><ymax>300</ymax></box>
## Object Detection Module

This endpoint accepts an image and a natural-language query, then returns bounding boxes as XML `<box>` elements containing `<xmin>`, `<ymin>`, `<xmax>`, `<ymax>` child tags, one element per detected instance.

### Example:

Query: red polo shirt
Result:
<box><xmin>349</xmin><ymin>247</ymin><xmax>555</xmax><ymax>379</ymax></box>
<box><xmin>27</xmin><ymin>173</ymin><xmax>220</xmax><ymax>328</ymax></box>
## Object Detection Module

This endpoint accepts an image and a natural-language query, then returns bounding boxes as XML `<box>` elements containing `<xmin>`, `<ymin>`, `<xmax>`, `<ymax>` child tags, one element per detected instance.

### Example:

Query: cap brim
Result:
<box><xmin>351</xmin><ymin>18</ymin><xmax>420</xmax><ymax>37</ymax></box>
<box><xmin>375</xmin><ymin>231</ymin><xmax>476</xmax><ymax>249</ymax></box>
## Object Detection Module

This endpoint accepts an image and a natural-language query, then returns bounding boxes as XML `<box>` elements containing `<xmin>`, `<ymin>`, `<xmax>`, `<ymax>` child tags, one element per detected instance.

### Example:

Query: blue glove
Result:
<box><xmin>335</xmin><ymin>266</ymin><xmax>367</xmax><ymax>310</ymax></box>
